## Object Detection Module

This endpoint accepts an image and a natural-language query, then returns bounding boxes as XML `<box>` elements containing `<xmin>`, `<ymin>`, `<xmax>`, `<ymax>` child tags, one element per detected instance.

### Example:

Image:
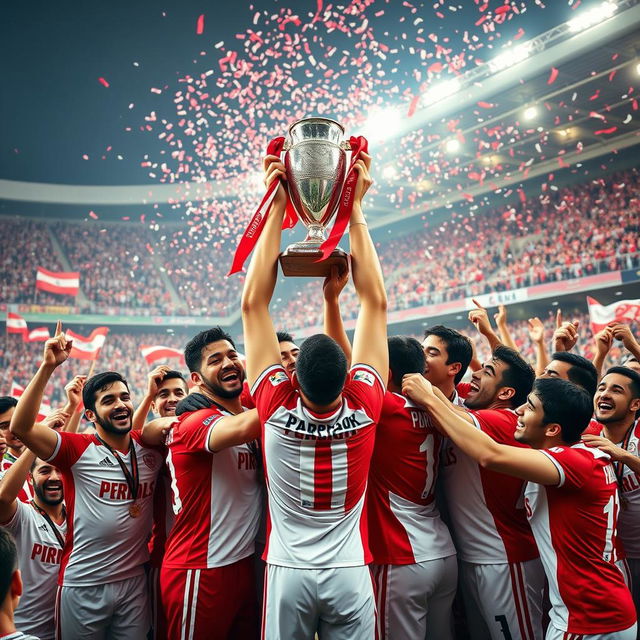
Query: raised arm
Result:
<box><xmin>494</xmin><ymin>305</ymin><xmax>517</xmax><ymax>351</ymax></box>
<box><xmin>527</xmin><ymin>317</ymin><xmax>549</xmax><ymax>377</ymax></box>
<box><xmin>207</xmin><ymin>409</ymin><xmax>261</xmax><ymax>453</ymax></box>
<box><xmin>62</xmin><ymin>375</ymin><xmax>86</xmax><ymax>433</ymax></box>
<box><xmin>241</xmin><ymin>155</ymin><xmax>287</xmax><ymax>388</ymax></box>
<box><xmin>0</xmin><ymin>448</ymin><xmax>36</xmax><ymax>523</ymax></box>
<box><xmin>10</xmin><ymin>322</ymin><xmax>71</xmax><ymax>460</ymax></box>
<box><xmin>402</xmin><ymin>373</ymin><xmax>560</xmax><ymax>485</ymax></box>
<box><xmin>349</xmin><ymin>154</ymin><xmax>388</xmax><ymax>382</ymax></box>
<box><xmin>323</xmin><ymin>265</ymin><xmax>352</xmax><ymax>366</ymax></box>
<box><xmin>132</xmin><ymin>366</ymin><xmax>172</xmax><ymax>431</ymax></box>
<box><xmin>469</xmin><ymin>299</ymin><xmax>502</xmax><ymax>352</ymax></box>
<box><xmin>592</xmin><ymin>326</ymin><xmax>613</xmax><ymax>380</ymax></box>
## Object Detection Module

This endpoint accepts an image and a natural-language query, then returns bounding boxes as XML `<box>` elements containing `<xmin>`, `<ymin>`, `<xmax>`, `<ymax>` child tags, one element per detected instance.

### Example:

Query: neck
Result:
<box><xmin>486</xmin><ymin>399</ymin><xmax>513</xmax><ymax>411</ymax></box>
<box><xmin>34</xmin><ymin>496</ymin><xmax>64</xmax><ymax>524</ymax></box>
<box><xmin>96</xmin><ymin>427</ymin><xmax>131</xmax><ymax>452</ymax></box>
<box><xmin>302</xmin><ymin>394</ymin><xmax>343</xmax><ymax>414</ymax></box>
<box><xmin>199</xmin><ymin>387</ymin><xmax>243</xmax><ymax>414</ymax></box>
<box><xmin>0</xmin><ymin>608</ymin><xmax>16</xmax><ymax>635</ymax></box>
<box><xmin>7</xmin><ymin>446</ymin><xmax>23</xmax><ymax>459</ymax></box>
<box><xmin>436</xmin><ymin>380</ymin><xmax>456</xmax><ymax>402</ymax></box>
<box><xmin>603</xmin><ymin>418</ymin><xmax>636</xmax><ymax>444</ymax></box>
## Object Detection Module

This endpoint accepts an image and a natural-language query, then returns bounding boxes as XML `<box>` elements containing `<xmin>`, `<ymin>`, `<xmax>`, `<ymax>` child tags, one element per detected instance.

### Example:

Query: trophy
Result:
<box><xmin>279</xmin><ymin>117</ymin><xmax>351</xmax><ymax>278</ymax></box>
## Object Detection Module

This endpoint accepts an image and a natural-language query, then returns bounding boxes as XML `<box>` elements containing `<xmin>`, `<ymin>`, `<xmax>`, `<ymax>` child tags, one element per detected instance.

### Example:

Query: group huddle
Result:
<box><xmin>1</xmin><ymin>156</ymin><xmax>640</xmax><ymax>640</ymax></box>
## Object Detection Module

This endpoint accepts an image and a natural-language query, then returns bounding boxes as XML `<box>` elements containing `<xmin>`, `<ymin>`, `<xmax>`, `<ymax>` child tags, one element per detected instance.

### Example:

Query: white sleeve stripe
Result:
<box><xmin>539</xmin><ymin>450</ymin><xmax>566</xmax><ymax>487</ymax></box>
<box><xmin>44</xmin><ymin>431</ymin><xmax>62</xmax><ymax>463</ymax></box>
<box><xmin>469</xmin><ymin>413</ymin><xmax>482</xmax><ymax>431</ymax></box>
<box><xmin>350</xmin><ymin>363</ymin><xmax>385</xmax><ymax>390</ymax></box>
<box><xmin>204</xmin><ymin>416</ymin><xmax>226</xmax><ymax>454</ymax></box>
<box><xmin>250</xmin><ymin>364</ymin><xmax>285</xmax><ymax>396</ymax></box>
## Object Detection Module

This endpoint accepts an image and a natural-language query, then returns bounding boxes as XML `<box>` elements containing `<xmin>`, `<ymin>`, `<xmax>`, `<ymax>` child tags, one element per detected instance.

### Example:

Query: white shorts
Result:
<box><xmin>459</xmin><ymin>559</ymin><xmax>545</xmax><ymax>640</ymax></box>
<box><xmin>262</xmin><ymin>564</ymin><xmax>375</xmax><ymax>640</ymax></box>
<box><xmin>55</xmin><ymin>573</ymin><xmax>150</xmax><ymax>640</ymax></box>
<box><xmin>545</xmin><ymin>623</ymin><xmax>637</xmax><ymax>640</ymax></box>
<box><xmin>372</xmin><ymin>554</ymin><xmax>457</xmax><ymax>640</ymax></box>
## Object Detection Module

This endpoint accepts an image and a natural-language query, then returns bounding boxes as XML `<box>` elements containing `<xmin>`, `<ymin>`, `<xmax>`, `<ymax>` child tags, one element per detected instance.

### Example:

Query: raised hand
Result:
<box><xmin>147</xmin><ymin>365</ymin><xmax>172</xmax><ymax>398</ymax></box>
<box><xmin>494</xmin><ymin>304</ymin><xmax>507</xmax><ymax>327</ymax></box>
<box><xmin>594</xmin><ymin>326</ymin><xmax>614</xmax><ymax>358</ymax></box>
<box><xmin>527</xmin><ymin>317</ymin><xmax>545</xmax><ymax>344</ymax></box>
<box><xmin>263</xmin><ymin>154</ymin><xmax>287</xmax><ymax>208</ymax></box>
<box><xmin>552</xmin><ymin>312</ymin><xmax>579</xmax><ymax>352</ymax></box>
<box><xmin>402</xmin><ymin>372</ymin><xmax>435</xmax><ymax>406</ymax></box>
<box><xmin>610</xmin><ymin>323</ymin><xmax>639</xmax><ymax>351</ymax></box>
<box><xmin>41</xmin><ymin>409</ymin><xmax>70</xmax><ymax>431</ymax></box>
<box><xmin>323</xmin><ymin>265</ymin><xmax>349</xmax><ymax>302</ymax></box>
<box><xmin>469</xmin><ymin>299</ymin><xmax>493</xmax><ymax>337</ymax></box>
<box><xmin>64</xmin><ymin>375</ymin><xmax>86</xmax><ymax>407</ymax></box>
<box><xmin>43</xmin><ymin>321</ymin><xmax>72</xmax><ymax>368</ymax></box>
<box><xmin>352</xmin><ymin>152</ymin><xmax>373</xmax><ymax>206</ymax></box>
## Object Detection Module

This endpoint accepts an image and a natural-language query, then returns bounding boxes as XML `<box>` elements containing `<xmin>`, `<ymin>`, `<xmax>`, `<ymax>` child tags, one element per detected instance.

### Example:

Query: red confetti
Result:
<box><xmin>594</xmin><ymin>127</ymin><xmax>618</xmax><ymax>135</ymax></box>
<box><xmin>477</xmin><ymin>101</ymin><xmax>494</xmax><ymax>109</ymax></box>
<box><xmin>196</xmin><ymin>14</ymin><xmax>205</xmax><ymax>35</ymax></box>
<box><xmin>98</xmin><ymin>77</ymin><xmax>110</xmax><ymax>88</ymax></box>
<box><xmin>495</xmin><ymin>5</ymin><xmax>511</xmax><ymax>15</ymax></box>
<box><xmin>547</xmin><ymin>68</ymin><xmax>558</xmax><ymax>85</ymax></box>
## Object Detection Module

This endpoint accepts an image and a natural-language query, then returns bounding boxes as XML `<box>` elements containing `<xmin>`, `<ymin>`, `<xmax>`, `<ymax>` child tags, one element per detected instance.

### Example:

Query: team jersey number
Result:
<box><xmin>602</xmin><ymin>492</ymin><xmax>619</xmax><ymax>562</ymax></box>
<box><xmin>165</xmin><ymin>443</ymin><xmax>183</xmax><ymax>515</ymax></box>
<box><xmin>419</xmin><ymin>434</ymin><xmax>438</xmax><ymax>500</ymax></box>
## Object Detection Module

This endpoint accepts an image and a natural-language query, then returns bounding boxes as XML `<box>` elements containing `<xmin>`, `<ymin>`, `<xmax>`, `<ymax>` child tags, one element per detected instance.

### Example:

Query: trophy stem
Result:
<box><xmin>305</xmin><ymin>224</ymin><xmax>326</xmax><ymax>244</ymax></box>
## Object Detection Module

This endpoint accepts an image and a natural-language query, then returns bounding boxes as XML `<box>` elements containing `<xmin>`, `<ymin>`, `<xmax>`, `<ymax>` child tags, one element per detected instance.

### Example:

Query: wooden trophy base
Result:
<box><xmin>279</xmin><ymin>247</ymin><xmax>349</xmax><ymax>278</ymax></box>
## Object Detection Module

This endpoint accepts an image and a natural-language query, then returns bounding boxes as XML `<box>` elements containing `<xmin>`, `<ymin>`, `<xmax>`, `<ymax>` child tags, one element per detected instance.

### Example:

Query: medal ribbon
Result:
<box><xmin>31</xmin><ymin>501</ymin><xmax>66</xmax><ymax>549</ymax></box>
<box><xmin>316</xmin><ymin>135</ymin><xmax>369</xmax><ymax>262</ymax></box>
<box><xmin>95</xmin><ymin>435</ymin><xmax>139</xmax><ymax>503</ymax></box>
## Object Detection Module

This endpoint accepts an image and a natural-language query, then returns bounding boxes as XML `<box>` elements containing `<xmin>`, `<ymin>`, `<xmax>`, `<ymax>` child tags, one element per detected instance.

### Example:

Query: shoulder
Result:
<box><xmin>250</xmin><ymin>364</ymin><xmax>292</xmax><ymax>396</ymax></box>
<box><xmin>471</xmin><ymin>408</ymin><xmax>517</xmax><ymax>430</ymax></box>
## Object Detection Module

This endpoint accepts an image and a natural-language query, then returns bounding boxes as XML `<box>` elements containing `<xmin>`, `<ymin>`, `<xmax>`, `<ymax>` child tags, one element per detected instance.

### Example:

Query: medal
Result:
<box><xmin>128</xmin><ymin>503</ymin><xmax>141</xmax><ymax>518</ymax></box>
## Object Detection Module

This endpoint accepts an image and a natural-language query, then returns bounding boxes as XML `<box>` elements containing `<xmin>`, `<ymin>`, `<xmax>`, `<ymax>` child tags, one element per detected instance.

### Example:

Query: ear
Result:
<box><xmin>84</xmin><ymin>408</ymin><xmax>97</xmax><ymax>424</ymax></box>
<box><xmin>11</xmin><ymin>569</ymin><xmax>23</xmax><ymax>599</ymax></box>
<box><xmin>190</xmin><ymin>371</ymin><xmax>203</xmax><ymax>386</ymax></box>
<box><xmin>630</xmin><ymin>397</ymin><xmax>640</xmax><ymax>414</ymax></box>
<box><xmin>544</xmin><ymin>422</ymin><xmax>562</xmax><ymax>439</ymax></box>
<box><xmin>497</xmin><ymin>386</ymin><xmax>516</xmax><ymax>402</ymax></box>
<box><xmin>448</xmin><ymin>362</ymin><xmax>462</xmax><ymax>380</ymax></box>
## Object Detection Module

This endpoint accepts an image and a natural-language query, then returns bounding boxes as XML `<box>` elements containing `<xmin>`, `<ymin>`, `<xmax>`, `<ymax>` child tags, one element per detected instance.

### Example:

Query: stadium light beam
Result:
<box><xmin>423</xmin><ymin>78</ymin><xmax>461</xmax><ymax>107</ymax></box>
<box><xmin>567</xmin><ymin>1</ymin><xmax>617</xmax><ymax>33</ymax></box>
<box><xmin>361</xmin><ymin>107</ymin><xmax>404</xmax><ymax>141</ymax></box>
<box><xmin>523</xmin><ymin>106</ymin><xmax>539</xmax><ymax>121</ymax></box>
<box><xmin>382</xmin><ymin>165</ymin><xmax>398</xmax><ymax>180</ymax></box>
<box><xmin>488</xmin><ymin>43</ymin><xmax>532</xmax><ymax>73</ymax></box>
<box><xmin>445</xmin><ymin>139</ymin><xmax>461</xmax><ymax>153</ymax></box>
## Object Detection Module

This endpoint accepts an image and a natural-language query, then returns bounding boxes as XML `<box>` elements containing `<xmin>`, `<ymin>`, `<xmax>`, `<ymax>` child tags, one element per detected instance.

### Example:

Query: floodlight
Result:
<box><xmin>523</xmin><ymin>106</ymin><xmax>538</xmax><ymax>121</ymax></box>
<box><xmin>445</xmin><ymin>139</ymin><xmax>461</xmax><ymax>153</ymax></box>
<box><xmin>361</xmin><ymin>107</ymin><xmax>403</xmax><ymax>141</ymax></box>
<box><xmin>382</xmin><ymin>165</ymin><xmax>398</xmax><ymax>179</ymax></box>
<box><xmin>423</xmin><ymin>78</ymin><xmax>461</xmax><ymax>106</ymax></box>
<box><xmin>488</xmin><ymin>43</ymin><xmax>532</xmax><ymax>73</ymax></box>
<box><xmin>567</xmin><ymin>1</ymin><xmax>617</xmax><ymax>33</ymax></box>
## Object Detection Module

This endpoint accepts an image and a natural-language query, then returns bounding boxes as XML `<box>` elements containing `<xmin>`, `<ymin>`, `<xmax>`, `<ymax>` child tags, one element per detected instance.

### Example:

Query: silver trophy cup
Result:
<box><xmin>280</xmin><ymin>117</ymin><xmax>351</xmax><ymax>277</ymax></box>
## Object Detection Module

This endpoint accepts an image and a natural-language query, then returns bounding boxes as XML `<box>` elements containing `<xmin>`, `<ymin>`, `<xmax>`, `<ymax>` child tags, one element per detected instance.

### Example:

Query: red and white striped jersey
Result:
<box><xmin>46</xmin><ymin>430</ymin><xmax>163</xmax><ymax>586</ymax></box>
<box><xmin>584</xmin><ymin>419</ymin><xmax>640</xmax><ymax>558</ymax></box>
<box><xmin>1</xmin><ymin>453</ymin><xmax>33</xmax><ymax>502</ymax></box>
<box><xmin>526</xmin><ymin>444</ymin><xmax>636</xmax><ymax>634</ymax></box>
<box><xmin>147</xmin><ymin>461</ymin><xmax>175</xmax><ymax>569</ymax></box>
<box><xmin>252</xmin><ymin>363</ymin><xmax>385</xmax><ymax>568</ymax></box>
<box><xmin>163</xmin><ymin>406</ymin><xmax>262</xmax><ymax>569</ymax></box>
<box><xmin>367</xmin><ymin>391</ymin><xmax>455</xmax><ymax>564</ymax></box>
<box><xmin>2</xmin><ymin>501</ymin><xmax>66</xmax><ymax>640</ymax></box>
<box><xmin>441</xmin><ymin>408</ymin><xmax>538</xmax><ymax>564</ymax></box>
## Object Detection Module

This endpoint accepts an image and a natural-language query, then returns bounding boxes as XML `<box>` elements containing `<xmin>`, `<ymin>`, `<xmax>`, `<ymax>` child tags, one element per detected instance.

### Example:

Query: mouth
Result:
<box><xmin>597</xmin><ymin>401</ymin><xmax>614</xmax><ymax>412</ymax></box>
<box><xmin>164</xmin><ymin>403</ymin><xmax>177</xmax><ymax>415</ymax></box>
<box><xmin>286</xmin><ymin>364</ymin><xmax>296</xmax><ymax>373</ymax></box>
<box><xmin>110</xmin><ymin>409</ymin><xmax>131</xmax><ymax>424</ymax></box>
<box><xmin>44</xmin><ymin>482</ymin><xmax>62</xmax><ymax>494</ymax></box>
<box><xmin>469</xmin><ymin>381</ymin><xmax>480</xmax><ymax>393</ymax></box>
<box><xmin>220</xmin><ymin>370</ymin><xmax>241</xmax><ymax>384</ymax></box>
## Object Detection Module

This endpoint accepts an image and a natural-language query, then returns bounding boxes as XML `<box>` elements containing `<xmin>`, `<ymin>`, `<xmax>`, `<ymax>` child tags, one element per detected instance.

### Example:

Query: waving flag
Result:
<box><xmin>140</xmin><ymin>345</ymin><xmax>185</xmax><ymax>366</ymax></box>
<box><xmin>36</xmin><ymin>267</ymin><xmax>80</xmax><ymax>296</ymax></box>
<box><xmin>10</xmin><ymin>382</ymin><xmax>51</xmax><ymax>421</ymax></box>
<box><xmin>6</xmin><ymin>312</ymin><xmax>27</xmax><ymax>336</ymax></box>
<box><xmin>66</xmin><ymin>327</ymin><xmax>109</xmax><ymax>360</ymax></box>
<box><xmin>587</xmin><ymin>297</ymin><xmax>640</xmax><ymax>333</ymax></box>
<box><xmin>27</xmin><ymin>327</ymin><xmax>51</xmax><ymax>342</ymax></box>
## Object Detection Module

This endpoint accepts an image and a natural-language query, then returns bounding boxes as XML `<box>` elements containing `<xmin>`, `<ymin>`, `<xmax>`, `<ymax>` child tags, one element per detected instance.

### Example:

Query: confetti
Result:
<box><xmin>98</xmin><ymin>77</ymin><xmax>110</xmax><ymax>88</ymax></box>
<box><xmin>196</xmin><ymin>14</ymin><xmax>205</xmax><ymax>35</ymax></box>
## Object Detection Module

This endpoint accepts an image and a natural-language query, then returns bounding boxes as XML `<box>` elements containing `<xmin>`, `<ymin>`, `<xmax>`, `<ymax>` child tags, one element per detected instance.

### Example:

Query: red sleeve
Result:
<box><xmin>343</xmin><ymin>364</ymin><xmax>385</xmax><ymax>424</ymax></box>
<box><xmin>46</xmin><ymin>432</ymin><xmax>94</xmax><ymax>470</ymax></box>
<box><xmin>250</xmin><ymin>365</ymin><xmax>296</xmax><ymax>423</ymax></box>
<box><xmin>583</xmin><ymin>419</ymin><xmax>604</xmax><ymax>436</ymax></box>
<box><xmin>241</xmin><ymin>382</ymin><xmax>255</xmax><ymax>410</ymax></box>
<box><xmin>540</xmin><ymin>446</ymin><xmax>595</xmax><ymax>489</ymax></box>
<box><xmin>176</xmin><ymin>408</ymin><xmax>225</xmax><ymax>453</ymax></box>
<box><xmin>456</xmin><ymin>382</ymin><xmax>471</xmax><ymax>399</ymax></box>
<box><xmin>470</xmin><ymin>409</ymin><xmax>519</xmax><ymax>445</ymax></box>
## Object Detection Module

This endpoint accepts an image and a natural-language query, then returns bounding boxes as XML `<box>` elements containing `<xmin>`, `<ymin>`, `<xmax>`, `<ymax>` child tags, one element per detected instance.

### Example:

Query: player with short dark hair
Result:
<box><xmin>422</xmin><ymin>326</ymin><xmax>473</xmax><ymax>399</ymax></box>
<box><xmin>404</xmin><ymin>374</ymin><xmax>637</xmax><ymax>640</ymax></box>
<box><xmin>0</xmin><ymin>397</ymin><xmax>32</xmax><ymax>504</ymax></box>
<box><xmin>540</xmin><ymin>351</ymin><xmax>598</xmax><ymax>397</ymax></box>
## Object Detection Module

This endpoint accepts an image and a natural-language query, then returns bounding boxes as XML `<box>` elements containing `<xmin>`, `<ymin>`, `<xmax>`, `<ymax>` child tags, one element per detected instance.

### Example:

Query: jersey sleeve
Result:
<box><xmin>470</xmin><ymin>410</ymin><xmax>518</xmax><ymax>445</ymax></box>
<box><xmin>343</xmin><ymin>364</ymin><xmax>386</xmax><ymax>423</ymax></box>
<box><xmin>240</xmin><ymin>383</ymin><xmax>255</xmax><ymax>410</ymax></box>
<box><xmin>456</xmin><ymin>382</ymin><xmax>471</xmax><ymax>399</ymax></box>
<box><xmin>46</xmin><ymin>432</ymin><xmax>93</xmax><ymax>470</ymax></box>
<box><xmin>177</xmin><ymin>409</ymin><xmax>225</xmax><ymax>453</ymax></box>
<box><xmin>0</xmin><ymin>497</ymin><xmax>27</xmax><ymax>529</ymax></box>
<box><xmin>539</xmin><ymin>446</ymin><xmax>595</xmax><ymax>489</ymax></box>
<box><xmin>250</xmin><ymin>365</ymin><xmax>295</xmax><ymax>422</ymax></box>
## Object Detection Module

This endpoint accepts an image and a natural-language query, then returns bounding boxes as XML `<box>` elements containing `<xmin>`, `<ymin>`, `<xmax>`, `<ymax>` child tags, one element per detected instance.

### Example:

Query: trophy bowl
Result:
<box><xmin>279</xmin><ymin>117</ymin><xmax>350</xmax><ymax>278</ymax></box>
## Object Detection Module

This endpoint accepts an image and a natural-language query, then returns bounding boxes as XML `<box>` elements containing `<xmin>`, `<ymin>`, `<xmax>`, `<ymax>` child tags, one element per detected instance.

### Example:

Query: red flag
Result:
<box><xmin>10</xmin><ymin>382</ymin><xmax>49</xmax><ymax>420</ymax></box>
<box><xmin>66</xmin><ymin>327</ymin><xmax>109</xmax><ymax>360</ymax></box>
<box><xmin>587</xmin><ymin>296</ymin><xmax>640</xmax><ymax>333</ymax></box>
<box><xmin>6</xmin><ymin>312</ymin><xmax>27</xmax><ymax>336</ymax></box>
<box><xmin>27</xmin><ymin>327</ymin><xmax>51</xmax><ymax>342</ymax></box>
<box><xmin>36</xmin><ymin>267</ymin><xmax>80</xmax><ymax>296</ymax></box>
<box><xmin>140</xmin><ymin>345</ymin><xmax>185</xmax><ymax>366</ymax></box>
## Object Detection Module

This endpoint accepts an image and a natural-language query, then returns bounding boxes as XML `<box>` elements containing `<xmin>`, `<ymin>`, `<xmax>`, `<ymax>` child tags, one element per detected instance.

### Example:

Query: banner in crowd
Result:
<box><xmin>140</xmin><ymin>345</ymin><xmax>185</xmax><ymax>366</ymax></box>
<box><xmin>6</xmin><ymin>312</ymin><xmax>27</xmax><ymax>335</ymax></box>
<box><xmin>27</xmin><ymin>327</ymin><xmax>51</xmax><ymax>342</ymax></box>
<box><xmin>10</xmin><ymin>382</ymin><xmax>51</xmax><ymax>421</ymax></box>
<box><xmin>587</xmin><ymin>296</ymin><xmax>640</xmax><ymax>332</ymax></box>
<box><xmin>36</xmin><ymin>267</ymin><xmax>80</xmax><ymax>296</ymax></box>
<box><xmin>66</xmin><ymin>327</ymin><xmax>109</xmax><ymax>360</ymax></box>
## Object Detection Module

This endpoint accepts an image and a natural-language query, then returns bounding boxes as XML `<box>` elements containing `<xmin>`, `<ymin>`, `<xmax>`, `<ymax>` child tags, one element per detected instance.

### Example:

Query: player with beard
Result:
<box><xmin>10</xmin><ymin>322</ymin><xmax>164</xmax><ymax>639</ymax></box>
<box><xmin>583</xmin><ymin>367</ymin><xmax>640</xmax><ymax>633</ymax></box>
<box><xmin>0</xmin><ymin>399</ymin><xmax>32</xmax><ymax>504</ymax></box>
<box><xmin>160</xmin><ymin>327</ymin><xmax>262</xmax><ymax>640</ymax></box>
<box><xmin>0</xmin><ymin>410</ymin><xmax>67</xmax><ymax>640</ymax></box>
<box><xmin>438</xmin><ymin>344</ymin><xmax>544</xmax><ymax>640</ymax></box>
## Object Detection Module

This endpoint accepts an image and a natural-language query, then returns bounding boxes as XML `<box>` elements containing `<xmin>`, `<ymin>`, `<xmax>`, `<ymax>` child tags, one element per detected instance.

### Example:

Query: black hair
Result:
<box><xmin>388</xmin><ymin>336</ymin><xmax>425</xmax><ymax>388</ymax></box>
<box><xmin>82</xmin><ymin>372</ymin><xmax>130</xmax><ymax>415</ymax></box>
<box><xmin>158</xmin><ymin>370</ymin><xmax>188</xmax><ymax>392</ymax></box>
<box><xmin>184</xmin><ymin>327</ymin><xmax>235</xmax><ymax>373</ymax></box>
<box><xmin>0</xmin><ymin>527</ymin><xmax>18</xmax><ymax>604</ymax></box>
<box><xmin>549</xmin><ymin>352</ymin><xmax>598</xmax><ymax>397</ymax></box>
<box><xmin>295</xmin><ymin>334</ymin><xmax>347</xmax><ymax>406</ymax></box>
<box><xmin>493</xmin><ymin>345</ymin><xmax>535</xmax><ymax>408</ymax></box>
<box><xmin>0</xmin><ymin>396</ymin><xmax>17</xmax><ymax>415</ymax></box>
<box><xmin>603</xmin><ymin>366</ymin><xmax>640</xmax><ymax>399</ymax></box>
<box><xmin>276</xmin><ymin>331</ymin><xmax>296</xmax><ymax>345</ymax></box>
<box><xmin>532</xmin><ymin>378</ymin><xmax>593</xmax><ymax>444</ymax></box>
<box><xmin>423</xmin><ymin>325</ymin><xmax>472</xmax><ymax>384</ymax></box>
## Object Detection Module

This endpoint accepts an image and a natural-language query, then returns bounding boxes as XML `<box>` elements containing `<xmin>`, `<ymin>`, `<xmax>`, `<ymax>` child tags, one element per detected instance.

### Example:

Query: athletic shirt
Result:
<box><xmin>252</xmin><ymin>363</ymin><xmax>385</xmax><ymax>568</ymax></box>
<box><xmin>147</xmin><ymin>461</ymin><xmax>175</xmax><ymax>568</ymax></box>
<box><xmin>163</xmin><ymin>406</ymin><xmax>261</xmax><ymax>569</ymax></box>
<box><xmin>367</xmin><ymin>391</ymin><xmax>455</xmax><ymax>564</ymax></box>
<box><xmin>1</xmin><ymin>453</ymin><xmax>34</xmax><ymax>502</ymax></box>
<box><xmin>441</xmin><ymin>408</ymin><xmax>538</xmax><ymax>564</ymax></box>
<box><xmin>585</xmin><ymin>418</ymin><xmax>640</xmax><ymax>558</ymax></box>
<box><xmin>2</xmin><ymin>501</ymin><xmax>67</xmax><ymax>640</ymax></box>
<box><xmin>46</xmin><ymin>430</ymin><xmax>163</xmax><ymax>586</ymax></box>
<box><xmin>526</xmin><ymin>444</ymin><xmax>636</xmax><ymax>634</ymax></box>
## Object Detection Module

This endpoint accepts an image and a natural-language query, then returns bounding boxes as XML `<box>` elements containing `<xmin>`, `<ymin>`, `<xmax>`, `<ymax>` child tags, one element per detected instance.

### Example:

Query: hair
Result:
<box><xmin>0</xmin><ymin>527</ymin><xmax>18</xmax><ymax>604</ymax></box>
<box><xmin>532</xmin><ymin>378</ymin><xmax>593</xmax><ymax>444</ymax></box>
<box><xmin>550</xmin><ymin>351</ymin><xmax>598</xmax><ymax>397</ymax></box>
<box><xmin>423</xmin><ymin>325</ymin><xmax>472</xmax><ymax>384</ymax></box>
<box><xmin>295</xmin><ymin>334</ymin><xmax>347</xmax><ymax>406</ymax></box>
<box><xmin>388</xmin><ymin>336</ymin><xmax>425</xmax><ymax>388</ymax></box>
<box><xmin>158</xmin><ymin>370</ymin><xmax>188</xmax><ymax>392</ymax></box>
<box><xmin>0</xmin><ymin>396</ymin><xmax>17</xmax><ymax>415</ymax></box>
<box><xmin>603</xmin><ymin>366</ymin><xmax>640</xmax><ymax>399</ymax></box>
<box><xmin>276</xmin><ymin>331</ymin><xmax>296</xmax><ymax>345</ymax></box>
<box><xmin>493</xmin><ymin>345</ymin><xmax>535</xmax><ymax>408</ymax></box>
<box><xmin>82</xmin><ymin>372</ymin><xmax>130</xmax><ymax>415</ymax></box>
<box><xmin>184</xmin><ymin>327</ymin><xmax>235</xmax><ymax>373</ymax></box>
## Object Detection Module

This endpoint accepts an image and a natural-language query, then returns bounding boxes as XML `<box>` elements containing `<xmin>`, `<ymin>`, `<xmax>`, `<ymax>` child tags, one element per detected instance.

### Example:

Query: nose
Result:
<box><xmin>515</xmin><ymin>403</ymin><xmax>525</xmax><ymax>416</ymax></box>
<box><xmin>50</xmin><ymin>469</ymin><xmax>62</xmax><ymax>482</ymax></box>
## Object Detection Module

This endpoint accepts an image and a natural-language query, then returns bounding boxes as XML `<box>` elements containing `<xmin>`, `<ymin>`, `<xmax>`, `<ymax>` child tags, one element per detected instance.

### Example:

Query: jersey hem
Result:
<box><xmin>266</xmin><ymin>558</ymin><xmax>369</xmax><ymax>569</ymax></box>
<box><xmin>162</xmin><ymin>549</ymin><xmax>255</xmax><ymax>570</ymax></box>
<box><xmin>371</xmin><ymin>550</ymin><xmax>457</xmax><ymax>565</ymax></box>
<box><xmin>59</xmin><ymin>566</ymin><xmax>145</xmax><ymax>587</ymax></box>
